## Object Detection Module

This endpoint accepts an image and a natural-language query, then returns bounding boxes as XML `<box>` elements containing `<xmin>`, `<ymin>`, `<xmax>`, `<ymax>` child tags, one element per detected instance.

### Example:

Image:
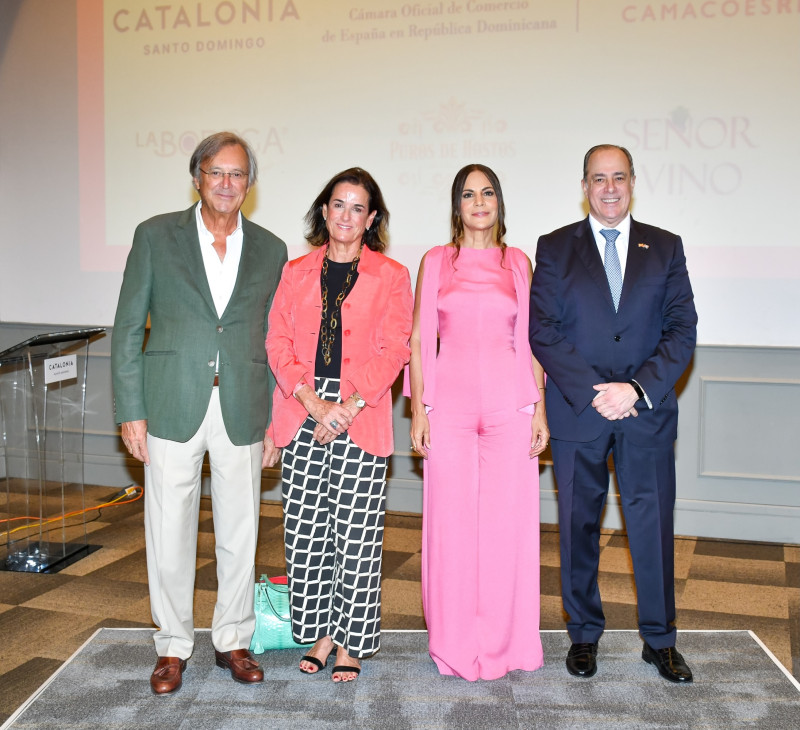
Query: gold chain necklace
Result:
<box><xmin>320</xmin><ymin>245</ymin><xmax>362</xmax><ymax>366</ymax></box>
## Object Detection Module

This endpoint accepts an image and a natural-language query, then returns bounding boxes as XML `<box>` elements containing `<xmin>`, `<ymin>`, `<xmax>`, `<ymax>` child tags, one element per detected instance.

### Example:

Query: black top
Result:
<box><xmin>315</xmin><ymin>260</ymin><xmax>359</xmax><ymax>379</ymax></box>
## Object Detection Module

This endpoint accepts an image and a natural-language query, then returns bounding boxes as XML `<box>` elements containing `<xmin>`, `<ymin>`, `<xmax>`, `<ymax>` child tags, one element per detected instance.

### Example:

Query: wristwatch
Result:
<box><xmin>351</xmin><ymin>392</ymin><xmax>366</xmax><ymax>409</ymax></box>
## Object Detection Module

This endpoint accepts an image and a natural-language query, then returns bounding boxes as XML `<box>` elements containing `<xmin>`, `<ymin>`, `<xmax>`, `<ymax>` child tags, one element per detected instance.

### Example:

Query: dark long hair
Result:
<box><xmin>449</xmin><ymin>164</ymin><xmax>507</xmax><ymax>261</ymax></box>
<box><xmin>305</xmin><ymin>167</ymin><xmax>389</xmax><ymax>252</ymax></box>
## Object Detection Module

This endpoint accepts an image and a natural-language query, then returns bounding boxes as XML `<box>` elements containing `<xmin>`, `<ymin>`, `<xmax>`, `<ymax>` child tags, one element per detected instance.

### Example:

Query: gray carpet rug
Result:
<box><xmin>3</xmin><ymin>629</ymin><xmax>799</xmax><ymax>729</ymax></box>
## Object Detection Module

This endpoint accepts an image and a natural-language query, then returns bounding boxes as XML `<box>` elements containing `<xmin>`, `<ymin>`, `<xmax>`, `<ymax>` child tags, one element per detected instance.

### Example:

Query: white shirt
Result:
<box><xmin>195</xmin><ymin>202</ymin><xmax>244</xmax><ymax>374</ymax></box>
<box><xmin>589</xmin><ymin>213</ymin><xmax>631</xmax><ymax>280</ymax></box>
<box><xmin>587</xmin><ymin>212</ymin><xmax>651</xmax><ymax>408</ymax></box>
<box><xmin>195</xmin><ymin>201</ymin><xmax>243</xmax><ymax>318</ymax></box>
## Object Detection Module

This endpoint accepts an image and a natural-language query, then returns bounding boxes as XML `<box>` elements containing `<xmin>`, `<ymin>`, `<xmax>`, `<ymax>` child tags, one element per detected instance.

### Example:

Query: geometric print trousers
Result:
<box><xmin>281</xmin><ymin>377</ymin><xmax>388</xmax><ymax>658</ymax></box>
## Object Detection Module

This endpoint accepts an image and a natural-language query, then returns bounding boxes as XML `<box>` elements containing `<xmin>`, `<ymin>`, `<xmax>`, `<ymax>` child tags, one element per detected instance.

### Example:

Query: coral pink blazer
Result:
<box><xmin>267</xmin><ymin>245</ymin><xmax>413</xmax><ymax>457</ymax></box>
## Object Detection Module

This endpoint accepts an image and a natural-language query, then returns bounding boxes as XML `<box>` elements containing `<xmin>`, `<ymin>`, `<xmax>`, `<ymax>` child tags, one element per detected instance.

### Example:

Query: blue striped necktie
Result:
<box><xmin>601</xmin><ymin>229</ymin><xmax>622</xmax><ymax>311</ymax></box>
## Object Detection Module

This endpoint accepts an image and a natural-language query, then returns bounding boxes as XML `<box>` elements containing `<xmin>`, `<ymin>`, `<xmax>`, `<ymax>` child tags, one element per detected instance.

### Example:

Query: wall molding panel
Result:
<box><xmin>699</xmin><ymin>376</ymin><xmax>800</xmax><ymax>482</ymax></box>
<box><xmin>2</xmin><ymin>324</ymin><xmax>798</xmax><ymax>544</ymax></box>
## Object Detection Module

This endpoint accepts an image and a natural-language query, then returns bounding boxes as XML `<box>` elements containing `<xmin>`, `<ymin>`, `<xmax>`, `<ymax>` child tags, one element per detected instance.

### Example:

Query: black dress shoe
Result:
<box><xmin>642</xmin><ymin>643</ymin><xmax>693</xmax><ymax>683</ymax></box>
<box><xmin>566</xmin><ymin>642</ymin><xmax>598</xmax><ymax>677</ymax></box>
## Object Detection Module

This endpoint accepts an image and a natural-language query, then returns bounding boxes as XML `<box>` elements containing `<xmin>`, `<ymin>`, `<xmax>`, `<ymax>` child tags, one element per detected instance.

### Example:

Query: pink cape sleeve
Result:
<box><xmin>402</xmin><ymin>246</ymin><xmax>444</xmax><ymax>412</ymax></box>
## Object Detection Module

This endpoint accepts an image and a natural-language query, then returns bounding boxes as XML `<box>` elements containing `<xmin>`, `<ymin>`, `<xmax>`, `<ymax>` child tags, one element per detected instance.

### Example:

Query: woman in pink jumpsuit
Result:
<box><xmin>407</xmin><ymin>164</ymin><xmax>548</xmax><ymax>680</ymax></box>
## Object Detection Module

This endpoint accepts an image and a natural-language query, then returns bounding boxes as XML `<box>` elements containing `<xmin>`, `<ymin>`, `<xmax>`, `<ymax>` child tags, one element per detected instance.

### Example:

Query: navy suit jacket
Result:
<box><xmin>529</xmin><ymin>216</ymin><xmax>697</xmax><ymax>445</ymax></box>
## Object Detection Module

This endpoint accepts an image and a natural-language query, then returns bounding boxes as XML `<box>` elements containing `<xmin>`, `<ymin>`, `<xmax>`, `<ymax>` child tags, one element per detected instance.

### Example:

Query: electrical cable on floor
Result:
<box><xmin>0</xmin><ymin>485</ymin><xmax>144</xmax><ymax>540</ymax></box>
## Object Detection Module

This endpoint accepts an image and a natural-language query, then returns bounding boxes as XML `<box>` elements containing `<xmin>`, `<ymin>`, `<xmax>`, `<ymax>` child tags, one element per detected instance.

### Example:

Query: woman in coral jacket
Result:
<box><xmin>266</xmin><ymin>168</ymin><xmax>413</xmax><ymax>683</ymax></box>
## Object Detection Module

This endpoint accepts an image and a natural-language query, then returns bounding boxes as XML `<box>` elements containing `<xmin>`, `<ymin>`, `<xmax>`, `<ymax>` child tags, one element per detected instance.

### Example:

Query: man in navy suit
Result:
<box><xmin>529</xmin><ymin>145</ymin><xmax>697</xmax><ymax>682</ymax></box>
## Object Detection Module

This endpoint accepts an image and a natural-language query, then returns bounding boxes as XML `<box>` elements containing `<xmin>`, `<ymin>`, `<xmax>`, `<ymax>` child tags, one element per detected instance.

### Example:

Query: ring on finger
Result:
<box><xmin>330</xmin><ymin>420</ymin><xmax>339</xmax><ymax>429</ymax></box>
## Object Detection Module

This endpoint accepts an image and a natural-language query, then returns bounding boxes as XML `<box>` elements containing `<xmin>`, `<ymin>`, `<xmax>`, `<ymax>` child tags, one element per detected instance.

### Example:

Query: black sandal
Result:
<box><xmin>331</xmin><ymin>664</ymin><xmax>361</xmax><ymax>681</ymax></box>
<box><xmin>299</xmin><ymin>655</ymin><xmax>326</xmax><ymax>674</ymax></box>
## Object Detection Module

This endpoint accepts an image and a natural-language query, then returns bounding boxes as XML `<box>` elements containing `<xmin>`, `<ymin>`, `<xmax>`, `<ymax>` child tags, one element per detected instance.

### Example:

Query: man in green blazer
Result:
<box><xmin>111</xmin><ymin>132</ymin><xmax>287</xmax><ymax>695</ymax></box>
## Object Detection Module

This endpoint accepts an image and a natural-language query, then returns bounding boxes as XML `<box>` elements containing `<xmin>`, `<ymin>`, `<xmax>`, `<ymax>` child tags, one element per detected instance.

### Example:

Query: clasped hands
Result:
<box><xmin>261</xmin><ymin>397</ymin><xmax>357</xmax><ymax>468</ymax></box>
<box><xmin>591</xmin><ymin>382</ymin><xmax>639</xmax><ymax>420</ymax></box>
<box><xmin>308</xmin><ymin>397</ymin><xmax>360</xmax><ymax>445</ymax></box>
<box><xmin>291</xmin><ymin>384</ymin><xmax>361</xmax><ymax>446</ymax></box>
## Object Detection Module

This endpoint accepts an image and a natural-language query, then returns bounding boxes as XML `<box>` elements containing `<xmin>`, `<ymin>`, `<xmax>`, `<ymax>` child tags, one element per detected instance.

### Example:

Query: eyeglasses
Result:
<box><xmin>199</xmin><ymin>168</ymin><xmax>249</xmax><ymax>182</ymax></box>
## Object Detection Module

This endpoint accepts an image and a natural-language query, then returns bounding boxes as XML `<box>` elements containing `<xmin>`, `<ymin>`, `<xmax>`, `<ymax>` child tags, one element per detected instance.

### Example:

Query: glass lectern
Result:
<box><xmin>0</xmin><ymin>328</ymin><xmax>105</xmax><ymax>572</ymax></box>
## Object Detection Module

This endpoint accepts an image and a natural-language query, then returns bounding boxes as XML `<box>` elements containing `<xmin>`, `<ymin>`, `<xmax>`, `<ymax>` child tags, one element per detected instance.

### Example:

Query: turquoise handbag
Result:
<box><xmin>249</xmin><ymin>575</ymin><xmax>310</xmax><ymax>653</ymax></box>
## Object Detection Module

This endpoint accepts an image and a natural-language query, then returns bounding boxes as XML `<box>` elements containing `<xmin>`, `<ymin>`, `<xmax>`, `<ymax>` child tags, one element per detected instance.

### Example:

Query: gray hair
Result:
<box><xmin>582</xmin><ymin>144</ymin><xmax>635</xmax><ymax>181</ymax></box>
<box><xmin>189</xmin><ymin>131</ymin><xmax>258</xmax><ymax>183</ymax></box>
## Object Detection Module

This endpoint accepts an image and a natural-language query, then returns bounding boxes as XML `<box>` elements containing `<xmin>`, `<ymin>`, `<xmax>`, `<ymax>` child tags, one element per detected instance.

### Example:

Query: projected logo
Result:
<box><xmin>324</xmin><ymin>2</ymin><xmax>560</xmax><ymax>45</ymax></box>
<box><xmin>392</xmin><ymin>98</ymin><xmax>515</xmax><ymax>192</ymax></box>
<box><xmin>112</xmin><ymin>1</ymin><xmax>300</xmax><ymax>29</ymax></box>
<box><xmin>134</xmin><ymin>127</ymin><xmax>285</xmax><ymax>161</ymax></box>
<box><xmin>620</xmin><ymin>1</ymin><xmax>800</xmax><ymax>22</ymax></box>
<box><xmin>623</xmin><ymin>107</ymin><xmax>754</xmax><ymax>195</ymax></box>
<box><xmin>110</xmin><ymin>0</ymin><xmax>300</xmax><ymax>55</ymax></box>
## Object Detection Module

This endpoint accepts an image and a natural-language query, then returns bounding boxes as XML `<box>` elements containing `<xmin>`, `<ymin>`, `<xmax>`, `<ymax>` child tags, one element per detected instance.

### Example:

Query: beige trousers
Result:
<box><xmin>144</xmin><ymin>388</ymin><xmax>262</xmax><ymax>659</ymax></box>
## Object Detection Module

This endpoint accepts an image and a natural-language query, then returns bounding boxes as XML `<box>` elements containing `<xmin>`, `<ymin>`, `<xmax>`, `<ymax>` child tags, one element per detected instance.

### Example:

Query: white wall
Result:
<box><xmin>2</xmin><ymin>1</ymin><xmax>800</xmax><ymax>345</ymax></box>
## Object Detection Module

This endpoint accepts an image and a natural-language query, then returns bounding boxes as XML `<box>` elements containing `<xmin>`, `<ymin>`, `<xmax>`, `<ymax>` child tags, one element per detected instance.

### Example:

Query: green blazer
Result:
<box><xmin>111</xmin><ymin>204</ymin><xmax>288</xmax><ymax>445</ymax></box>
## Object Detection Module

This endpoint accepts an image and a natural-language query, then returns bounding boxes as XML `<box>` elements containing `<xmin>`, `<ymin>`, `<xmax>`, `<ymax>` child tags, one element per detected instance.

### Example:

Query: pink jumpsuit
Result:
<box><xmin>422</xmin><ymin>245</ymin><xmax>543</xmax><ymax>680</ymax></box>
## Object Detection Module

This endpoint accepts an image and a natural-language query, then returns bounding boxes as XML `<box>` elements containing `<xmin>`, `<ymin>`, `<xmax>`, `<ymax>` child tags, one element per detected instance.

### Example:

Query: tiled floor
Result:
<box><xmin>1</xmin><ymin>486</ymin><xmax>798</xmax><ymax>723</ymax></box>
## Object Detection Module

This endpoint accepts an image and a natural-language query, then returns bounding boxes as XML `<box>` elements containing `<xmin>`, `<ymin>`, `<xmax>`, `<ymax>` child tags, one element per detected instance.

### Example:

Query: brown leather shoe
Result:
<box><xmin>214</xmin><ymin>648</ymin><xmax>264</xmax><ymax>684</ymax></box>
<box><xmin>150</xmin><ymin>656</ymin><xmax>187</xmax><ymax>695</ymax></box>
